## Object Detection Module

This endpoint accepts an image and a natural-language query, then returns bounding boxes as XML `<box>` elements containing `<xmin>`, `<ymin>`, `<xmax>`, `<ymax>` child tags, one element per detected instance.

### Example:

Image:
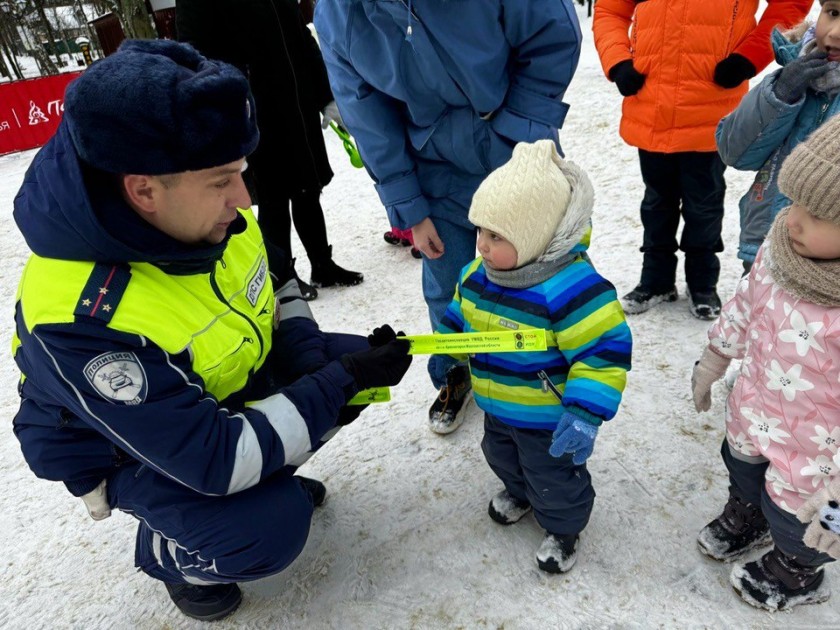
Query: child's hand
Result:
<box><xmin>691</xmin><ymin>347</ymin><xmax>731</xmax><ymax>412</ymax></box>
<box><xmin>549</xmin><ymin>411</ymin><xmax>599</xmax><ymax>465</ymax></box>
<box><xmin>774</xmin><ymin>50</ymin><xmax>836</xmax><ymax>104</ymax></box>
<box><xmin>797</xmin><ymin>478</ymin><xmax>840</xmax><ymax>560</ymax></box>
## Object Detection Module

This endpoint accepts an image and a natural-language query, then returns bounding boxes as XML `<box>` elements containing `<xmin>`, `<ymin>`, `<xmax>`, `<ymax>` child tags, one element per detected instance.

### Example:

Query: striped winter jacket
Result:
<box><xmin>438</xmin><ymin>162</ymin><xmax>632</xmax><ymax>429</ymax></box>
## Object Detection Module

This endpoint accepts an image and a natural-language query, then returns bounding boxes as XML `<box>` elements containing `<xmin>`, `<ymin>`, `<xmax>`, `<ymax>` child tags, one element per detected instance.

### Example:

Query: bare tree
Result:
<box><xmin>98</xmin><ymin>0</ymin><xmax>154</xmax><ymax>39</ymax></box>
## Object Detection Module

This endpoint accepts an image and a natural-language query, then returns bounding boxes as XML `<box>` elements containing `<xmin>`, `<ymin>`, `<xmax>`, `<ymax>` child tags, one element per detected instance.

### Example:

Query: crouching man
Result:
<box><xmin>10</xmin><ymin>39</ymin><xmax>411</xmax><ymax>622</ymax></box>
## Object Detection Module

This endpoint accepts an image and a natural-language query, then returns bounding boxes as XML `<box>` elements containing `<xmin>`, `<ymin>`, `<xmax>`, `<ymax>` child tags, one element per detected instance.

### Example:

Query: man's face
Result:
<box><xmin>152</xmin><ymin>159</ymin><xmax>251</xmax><ymax>245</ymax></box>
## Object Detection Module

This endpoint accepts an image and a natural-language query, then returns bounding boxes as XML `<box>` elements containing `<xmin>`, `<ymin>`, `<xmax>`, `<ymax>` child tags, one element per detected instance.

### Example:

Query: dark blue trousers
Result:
<box><xmin>638</xmin><ymin>150</ymin><xmax>726</xmax><ymax>294</ymax></box>
<box><xmin>481</xmin><ymin>413</ymin><xmax>594</xmax><ymax>536</ymax></box>
<box><xmin>110</xmin><ymin>332</ymin><xmax>368</xmax><ymax>585</ymax></box>
<box><xmin>722</xmin><ymin>440</ymin><xmax>834</xmax><ymax>568</ymax></box>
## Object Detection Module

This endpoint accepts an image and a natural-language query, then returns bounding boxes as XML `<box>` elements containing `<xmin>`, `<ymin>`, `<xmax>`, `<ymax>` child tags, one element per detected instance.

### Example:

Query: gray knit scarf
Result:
<box><xmin>801</xmin><ymin>38</ymin><xmax>840</xmax><ymax>96</ymax></box>
<box><xmin>485</xmin><ymin>253</ymin><xmax>578</xmax><ymax>289</ymax></box>
<box><xmin>767</xmin><ymin>208</ymin><xmax>840</xmax><ymax>307</ymax></box>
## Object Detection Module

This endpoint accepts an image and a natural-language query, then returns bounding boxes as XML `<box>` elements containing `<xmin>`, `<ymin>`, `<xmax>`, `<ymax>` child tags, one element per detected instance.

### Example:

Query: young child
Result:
<box><xmin>692</xmin><ymin>115</ymin><xmax>840</xmax><ymax>611</ymax></box>
<box><xmin>716</xmin><ymin>1</ymin><xmax>840</xmax><ymax>273</ymax></box>
<box><xmin>438</xmin><ymin>140</ymin><xmax>632</xmax><ymax>573</ymax></box>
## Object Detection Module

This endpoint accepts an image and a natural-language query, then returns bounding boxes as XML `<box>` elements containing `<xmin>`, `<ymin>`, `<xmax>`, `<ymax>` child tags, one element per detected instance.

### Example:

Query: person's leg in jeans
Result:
<box><xmin>638</xmin><ymin>149</ymin><xmax>682</xmax><ymax>292</ymax></box>
<box><xmin>422</xmin><ymin>214</ymin><xmax>476</xmax><ymax>389</ymax></box>
<box><xmin>679</xmin><ymin>151</ymin><xmax>726</xmax><ymax>296</ymax></box>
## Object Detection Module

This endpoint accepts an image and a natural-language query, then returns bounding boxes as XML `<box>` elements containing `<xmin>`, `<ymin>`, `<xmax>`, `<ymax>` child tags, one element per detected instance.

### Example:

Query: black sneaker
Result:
<box><xmin>536</xmin><ymin>533</ymin><xmax>579</xmax><ymax>574</ymax></box>
<box><xmin>730</xmin><ymin>546</ymin><xmax>830</xmax><ymax>611</ymax></box>
<box><xmin>488</xmin><ymin>489</ymin><xmax>532</xmax><ymax>525</ymax></box>
<box><xmin>688</xmin><ymin>289</ymin><xmax>722</xmax><ymax>320</ymax></box>
<box><xmin>164</xmin><ymin>582</ymin><xmax>242</xmax><ymax>621</ymax></box>
<box><xmin>428</xmin><ymin>365</ymin><xmax>473</xmax><ymax>434</ymax></box>
<box><xmin>311</xmin><ymin>245</ymin><xmax>364</xmax><ymax>288</ymax></box>
<box><xmin>697</xmin><ymin>494</ymin><xmax>771</xmax><ymax>561</ymax></box>
<box><xmin>297</xmin><ymin>475</ymin><xmax>327</xmax><ymax>507</ymax></box>
<box><xmin>621</xmin><ymin>284</ymin><xmax>678</xmax><ymax>314</ymax></box>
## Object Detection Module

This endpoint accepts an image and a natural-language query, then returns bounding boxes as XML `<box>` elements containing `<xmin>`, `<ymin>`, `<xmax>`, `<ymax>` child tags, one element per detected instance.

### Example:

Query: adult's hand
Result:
<box><xmin>609</xmin><ymin>60</ymin><xmax>646</xmax><ymax>97</ymax></box>
<box><xmin>412</xmin><ymin>217</ymin><xmax>445</xmax><ymax>259</ymax></box>
<box><xmin>713</xmin><ymin>53</ymin><xmax>756</xmax><ymax>88</ymax></box>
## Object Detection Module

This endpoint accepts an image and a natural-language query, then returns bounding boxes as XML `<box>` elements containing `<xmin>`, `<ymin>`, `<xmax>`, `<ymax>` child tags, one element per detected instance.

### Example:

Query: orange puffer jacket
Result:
<box><xmin>593</xmin><ymin>0</ymin><xmax>811</xmax><ymax>153</ymax></box>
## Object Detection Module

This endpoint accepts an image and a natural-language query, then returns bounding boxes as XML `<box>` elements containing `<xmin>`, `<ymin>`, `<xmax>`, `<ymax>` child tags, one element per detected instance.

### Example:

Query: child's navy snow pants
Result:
<box><xmin>482</xmin><ymin>413</ymin><xmax>595</xmax><ymax>536</ymax></box>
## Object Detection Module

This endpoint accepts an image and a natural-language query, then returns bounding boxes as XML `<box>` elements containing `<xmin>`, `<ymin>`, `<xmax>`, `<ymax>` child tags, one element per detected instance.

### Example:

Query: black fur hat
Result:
<box><xmin>63</xmin><ymin>39</ymin><xmax>259</xmax><ymax>174</ymax></box>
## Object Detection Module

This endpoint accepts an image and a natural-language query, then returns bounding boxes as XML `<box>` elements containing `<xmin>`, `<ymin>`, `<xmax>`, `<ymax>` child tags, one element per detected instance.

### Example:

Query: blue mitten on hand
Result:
<box><xmin>549</xmin><ymin>411</ymin><xmax>600</xmax><ymax>465</ymax></box>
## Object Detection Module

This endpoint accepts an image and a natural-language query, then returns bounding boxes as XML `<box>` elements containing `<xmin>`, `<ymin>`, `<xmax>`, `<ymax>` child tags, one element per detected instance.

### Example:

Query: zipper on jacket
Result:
<box><xmin>724</xmin><ymin>0</ymin><xmax>740</xmax><ymax>56</ymax></box>
<box><xmin>537</xmin><ymin>370</ymin><xmax>563</xmax><ymax>402</ymax></box>
<box><xmin>816</xmin><ymin>99</ymin><xmax>830</xmax><ymax>126</ymax></box>
<box><xmin>209</xmin><ymin>266</ymin><xmax>266</xmax><ymax>364</ymax></box>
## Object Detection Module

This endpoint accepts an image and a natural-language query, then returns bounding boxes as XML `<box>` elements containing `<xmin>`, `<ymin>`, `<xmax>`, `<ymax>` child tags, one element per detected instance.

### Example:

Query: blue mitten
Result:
<box><xmin>549</xmin><ymin>411</ymin><xmax>600</xmax><ymax>465</ymax></box>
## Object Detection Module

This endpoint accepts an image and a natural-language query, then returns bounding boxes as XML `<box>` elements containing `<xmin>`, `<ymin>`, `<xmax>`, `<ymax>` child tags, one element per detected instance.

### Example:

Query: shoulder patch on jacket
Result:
<box><xmin>84</xmin><ymin>351</ymin><xmax>148</xmax><ymax>405</ymax></box>
<box><xmin>74</xmin><ymin>263</ymin><xmax>132</xmax><ymax>325</ymax></box>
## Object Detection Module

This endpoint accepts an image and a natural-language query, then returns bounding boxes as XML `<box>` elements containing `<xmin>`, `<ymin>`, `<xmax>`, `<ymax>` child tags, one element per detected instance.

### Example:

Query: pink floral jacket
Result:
<box><xmin>708</xmin><ymin>245</ymin><xmax>840</xmax><ymax>513</ymax></box>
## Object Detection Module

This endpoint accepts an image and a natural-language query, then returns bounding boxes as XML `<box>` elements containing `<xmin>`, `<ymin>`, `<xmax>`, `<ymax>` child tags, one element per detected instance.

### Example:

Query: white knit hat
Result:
<box><xmin>469</xmin><ymin>140</ymin><xmax>572</xmax><ymax>267</ymax></box>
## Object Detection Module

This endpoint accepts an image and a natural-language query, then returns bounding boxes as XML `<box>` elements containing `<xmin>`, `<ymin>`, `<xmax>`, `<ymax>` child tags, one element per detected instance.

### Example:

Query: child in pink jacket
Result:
<box><xmin>691</xmin><ymin>114</ymin><xmax>840</xmax><ymax>611</ymax></box>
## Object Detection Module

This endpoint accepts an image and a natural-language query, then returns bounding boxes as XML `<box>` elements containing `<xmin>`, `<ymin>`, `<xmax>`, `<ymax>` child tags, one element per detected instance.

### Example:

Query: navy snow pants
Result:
<box><xmin>109</xmin><ymin>332</ymin><xmax>368</xmax><ymax>585</ymax></box>
<box><xmin>481</xmin><ymin>413</ymin><xmax>595</xmax><ymax>536</ymax></box>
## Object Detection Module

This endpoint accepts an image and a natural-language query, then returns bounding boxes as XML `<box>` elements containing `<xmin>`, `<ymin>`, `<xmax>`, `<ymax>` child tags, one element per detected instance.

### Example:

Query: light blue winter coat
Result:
<box><xmin>716</xmin><ymin>27</ymin><xmax>840</xmax><ymax>263</ymax></box>
<box><xmin>313</xmin><ymin>0</ymin><xmax>581</xmax><ymax>230</ymax></box>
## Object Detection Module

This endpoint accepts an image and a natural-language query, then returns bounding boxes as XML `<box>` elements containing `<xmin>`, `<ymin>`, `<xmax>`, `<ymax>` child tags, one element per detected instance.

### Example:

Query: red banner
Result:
<box><xmin>0</xmin><ymin>72</ymin><xmax>83</xmax><ymax>156</ymax></box>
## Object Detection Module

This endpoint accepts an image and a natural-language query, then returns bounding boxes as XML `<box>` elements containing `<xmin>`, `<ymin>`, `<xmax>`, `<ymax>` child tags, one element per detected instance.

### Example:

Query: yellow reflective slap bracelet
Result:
<box><xmin>400</xmin><ymin>330</ymin><xmax>549</xmax><ymax>355</ymax></box>
<box><xmin>346</xmin><ymin>331</ymin><xmax>551</xmax><ymax>404</ymax></box>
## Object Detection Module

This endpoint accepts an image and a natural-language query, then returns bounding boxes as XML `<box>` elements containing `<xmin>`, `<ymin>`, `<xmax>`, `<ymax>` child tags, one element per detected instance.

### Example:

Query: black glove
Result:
<box><xmin>367</xmin><ymin>324</ymin><xmax>399</xmax><ymax>347</ymax></box>
<box><xmin>774</xmin><ymin>50</ymin><xmax>833</xmax><ymax>104</ymax></box>
<box><xmin>336</xmin><ymin>404</ymin><xmax>365</xmax><ymax>426</ymax></box>
<box><xmin>609</xmin><ymin>60</ymin><xmax>646</xmax><ymax>97</ymax></box>
<box><xmin>340</xmin><ymin>339</ymin><xmax>413</xmax><ymax>391</ymax></box>
<box><xmin>713</xmin><ymin>53</ymin><xmax>756</xmax><ymax>88</ymax></box>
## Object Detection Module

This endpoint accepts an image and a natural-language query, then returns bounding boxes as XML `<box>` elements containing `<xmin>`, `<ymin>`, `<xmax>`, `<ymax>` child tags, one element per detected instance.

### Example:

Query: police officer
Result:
<box><xmin>11</xmin><ymin>40</ymin><xmax>412</xmax><ymax>622</ymax></box>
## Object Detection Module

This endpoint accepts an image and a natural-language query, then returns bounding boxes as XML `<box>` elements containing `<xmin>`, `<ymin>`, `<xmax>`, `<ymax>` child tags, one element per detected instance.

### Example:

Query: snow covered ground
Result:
<box><xmin>1</xmin><ymin>6</ymin><xmax>837</xmax><ymax>628</ymax></box>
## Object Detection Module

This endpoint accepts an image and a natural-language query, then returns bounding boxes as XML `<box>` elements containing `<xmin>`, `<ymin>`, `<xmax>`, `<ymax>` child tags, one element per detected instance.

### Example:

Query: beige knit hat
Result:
<box><xmin>469</xmin><ymin>139</ymin><xmax>572</xmax><ymax>267</ymax></box>
<box><xmin>778</xmin><ymin>113</ymin><xmax>840</xmax><ymax>224</ymax></box>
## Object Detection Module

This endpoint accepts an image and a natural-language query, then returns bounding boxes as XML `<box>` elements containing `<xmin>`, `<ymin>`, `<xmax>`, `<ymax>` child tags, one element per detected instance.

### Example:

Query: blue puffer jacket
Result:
<box><xmin>716</xmin><ymin>26</ymin><xmax>840</xmax><ymax>263</ymax></box>
<box><xmin>313</xmin><ymin>0</ymin><xmax>581</xmax><ymax>230</ymax></box>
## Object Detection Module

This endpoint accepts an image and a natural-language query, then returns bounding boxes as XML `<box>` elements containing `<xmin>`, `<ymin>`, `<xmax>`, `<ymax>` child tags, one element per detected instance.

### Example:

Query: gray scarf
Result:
<box><xmin>767</xmin><ymin>208</ymin><xmax>840</xmax><ymax>307</ymax></box>
<box><xmin>485</xmin><ymin>253</ymin><xmax>578</xmax><ymax>289</ymax></box>
<box><xmin>801</xmin><ymin>38</ymin><xmax>840</xmax><ymax>96</ymax></box>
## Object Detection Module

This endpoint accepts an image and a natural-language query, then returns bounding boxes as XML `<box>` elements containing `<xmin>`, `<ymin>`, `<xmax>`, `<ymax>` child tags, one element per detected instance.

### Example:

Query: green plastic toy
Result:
<box><xmin>330</xmin><ymin>121</ymin><xmax>364</xmax><ymax>168</ymax></box>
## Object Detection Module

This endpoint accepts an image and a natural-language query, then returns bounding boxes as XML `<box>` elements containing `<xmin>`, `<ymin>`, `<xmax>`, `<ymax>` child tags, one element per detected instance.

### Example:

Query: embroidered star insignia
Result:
<box><xmin>102</xmin><ymin>304</ymin><xmax>111</xmax><ymax>312</ymax></box>
<box><xmin>99</xmin><ymin>287</ymin><xmax>108</xmax><ymax>295</ymax></box>
<box><xmin>81</xmin><ymin>299</ymin><xmax>91</xmax><ymax>306</ymax></box>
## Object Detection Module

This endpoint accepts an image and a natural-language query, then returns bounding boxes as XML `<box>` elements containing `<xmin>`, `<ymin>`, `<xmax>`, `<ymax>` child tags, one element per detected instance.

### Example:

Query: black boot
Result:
<box><xmin>290</xmin><ymin>257</ymin><xmax>317</xmax><ymax>301</ymax></box>
<box><xmin>697</xmin><ymin>493</ymin><xmax>771</xmax><ymax>561</ymax></box>
<box><xmin>296</xmin><ymin>475</ymin><xmax>327</xmax><ymax>507</ymax></box>
<box><xmin>310</xmin><ymin>245</ymin><xmax>364</xmax><ymax>288</ymax></box>
<box><xmin>164</xmin><ymin>582</ymin><xmax>242</xmax><ymax>621</ymax></box>
<box><xmin>731</xmin><ymin>546</ymin><xmax>830</xmax><ymax>611</ymax></box>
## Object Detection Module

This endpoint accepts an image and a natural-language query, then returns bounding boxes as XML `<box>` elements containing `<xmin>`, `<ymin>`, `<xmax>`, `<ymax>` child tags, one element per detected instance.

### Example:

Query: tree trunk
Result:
<box><xmin>34</xmin><ymin>2</ymin><xmax>61</xmax><ymax>67</ymax></box>
<box><xmin>119</xmin><ymin>0</ymin><xmax>155</xmax><ymax>39</ymax></box>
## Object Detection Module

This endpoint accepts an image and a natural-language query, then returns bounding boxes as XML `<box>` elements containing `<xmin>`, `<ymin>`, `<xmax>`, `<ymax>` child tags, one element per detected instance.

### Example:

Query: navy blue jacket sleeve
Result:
<box><xmin>19</xmin><ymin>320</ymin><xmax>357</xmax><ymax>496</ymax></box>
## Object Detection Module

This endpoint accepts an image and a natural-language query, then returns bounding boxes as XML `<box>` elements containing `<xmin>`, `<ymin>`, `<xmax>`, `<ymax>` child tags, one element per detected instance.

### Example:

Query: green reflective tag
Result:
<box><xmin>347</xmin><ymin>386</ymin><xmax>391</xmax><ymax>405</ymax></box>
